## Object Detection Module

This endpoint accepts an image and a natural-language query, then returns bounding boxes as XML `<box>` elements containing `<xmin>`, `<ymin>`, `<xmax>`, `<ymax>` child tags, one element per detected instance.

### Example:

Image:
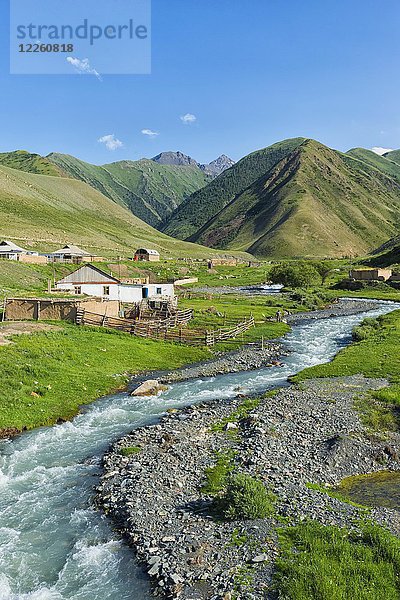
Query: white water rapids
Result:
<box><xmin>0</xmin><ymin>301</ymin><xmax>398</xmax><ymax>599</ymax></box>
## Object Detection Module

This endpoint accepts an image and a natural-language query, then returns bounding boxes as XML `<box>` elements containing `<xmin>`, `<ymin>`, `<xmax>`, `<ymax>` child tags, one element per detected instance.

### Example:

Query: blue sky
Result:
<box><xmin>0</xmin><ymin>0</ymin><xmax>399</xmax><ymax>164</ymax></box>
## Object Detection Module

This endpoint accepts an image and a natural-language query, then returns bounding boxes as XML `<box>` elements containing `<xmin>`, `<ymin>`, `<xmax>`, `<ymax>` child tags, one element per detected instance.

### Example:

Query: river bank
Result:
<box><xmin>156</xmin><ymin>298</ymin><xmax>380</xmax><ymax>384</ymax></box>
<box><xmin>96</xmin><ymin>375</ymin><xmax>400</xmax><ymax>599</ymax></box>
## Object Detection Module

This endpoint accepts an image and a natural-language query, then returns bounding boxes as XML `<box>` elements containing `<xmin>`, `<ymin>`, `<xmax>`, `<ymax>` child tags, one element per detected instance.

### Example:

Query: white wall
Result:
<box><xmin>56</xmin><ymin>282</ymin><xmax>175</xmax><ymax>302</ymax></box>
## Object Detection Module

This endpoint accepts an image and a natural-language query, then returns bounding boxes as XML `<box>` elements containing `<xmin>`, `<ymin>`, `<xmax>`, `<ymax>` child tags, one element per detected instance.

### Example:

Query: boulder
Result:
<box><xmin>131</xmin><ymin>380</ymin><xmax>168</xmax><ymax>397</ymax></box>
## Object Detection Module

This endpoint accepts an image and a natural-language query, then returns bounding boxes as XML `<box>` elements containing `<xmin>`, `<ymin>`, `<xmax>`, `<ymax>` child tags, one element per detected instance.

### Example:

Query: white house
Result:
<box><xmin>55</xmin><ymin>264</ymin><xmax>174</xmax><ymax>303</ymax></box>
<box><xmin>0</xmin><ymin>240</ymin><xmax>28</xmax><ymax>260</ymax></box>
<box><xmin>0</xmin><ymin>240</ymin><xmax>47</xmax><ymax>264</ymax></box>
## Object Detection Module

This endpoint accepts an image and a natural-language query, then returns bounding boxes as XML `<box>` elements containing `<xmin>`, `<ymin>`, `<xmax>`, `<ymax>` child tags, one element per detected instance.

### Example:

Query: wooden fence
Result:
<box><xmin>76</xmin><ymin>309</ymin><xmax>254</xmax><ymax>347</ymax></box>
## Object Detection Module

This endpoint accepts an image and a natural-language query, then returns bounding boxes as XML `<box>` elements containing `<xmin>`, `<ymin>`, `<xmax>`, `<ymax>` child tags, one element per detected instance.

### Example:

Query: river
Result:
<box><xmin>0</xmin><ymin>301</ymin><xmax>398</xmax><ymax>599</ymax></box>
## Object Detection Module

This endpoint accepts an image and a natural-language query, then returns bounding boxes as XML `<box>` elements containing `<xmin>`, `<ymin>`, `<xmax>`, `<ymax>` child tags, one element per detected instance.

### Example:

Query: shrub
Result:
<box><xmin>269</xmin><ymin>262</ymin><xmax>322</xmax><ymax>288</ymax></box>
<box><xmin>352</xmin><ymin>317</ymin><xmax>381</xmax><ymax>341</ymax></box>
<box><xmin>219</xmin><ymin>473</ymin><xmax>276</xmax><ymax>520</ymax></box>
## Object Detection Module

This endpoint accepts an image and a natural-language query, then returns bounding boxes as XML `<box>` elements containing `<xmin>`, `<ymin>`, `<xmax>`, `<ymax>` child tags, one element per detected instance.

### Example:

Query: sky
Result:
<box><xmin>0</xmin><ymin>0</ymin><xmax>399</xmax><ymax>164</ymax></box>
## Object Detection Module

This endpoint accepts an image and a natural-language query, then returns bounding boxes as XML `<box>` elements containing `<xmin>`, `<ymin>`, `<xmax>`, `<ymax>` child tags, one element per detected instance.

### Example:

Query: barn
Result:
<box><xmin>134</xmin><ymin>248</ymin><xmax>160</xmax><ymax>262</ymax></box>
<box><xmin>55</xmin><ymin>264</ymin><xmax>174</xmax><ymax>303</ymax></box>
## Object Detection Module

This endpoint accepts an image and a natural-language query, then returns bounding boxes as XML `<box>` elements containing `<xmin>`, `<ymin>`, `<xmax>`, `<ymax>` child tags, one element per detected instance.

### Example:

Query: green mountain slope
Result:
<box><xmin>0</xmin><ymin>164</ymin><xmax>229</xmax><ymax>258</ymax></box>
<box><xmin>0</xmin><ymin>150</ymin><xmax>63</xmax><ymax>177</ymax></box>
<box><xmin>47</xmin><ymin>153</ymin><xmax>209</xmax><ymax>227</ymax></box>
<box><xmin>183</xmin><ymin>139</ymin><xmax>400</xmax><ymax>258</ymax></box>
<box><xmin>162</xmin><ymin>138</ymin><xmax>306</xmax><ymax>239</ymax></box>
<box><xmin>346</xmin><ymin>148</ymin><xmax>400</xmax><ymax>182</ymax></box>
<box><xmin>365</xmin><ymin>235</ymin><xmax>400</xmax><ymax>267</ymax></box>
<box><xmin>384</xmin><ymin>149</ymin><xmax>400</xmax><ymax>166</ymax></box>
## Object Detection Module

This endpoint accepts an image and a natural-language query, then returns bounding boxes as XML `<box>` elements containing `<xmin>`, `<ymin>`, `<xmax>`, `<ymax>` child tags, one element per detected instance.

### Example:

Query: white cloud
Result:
<box><xmin>180</xmin><ymin>113</ymin><xmax>197</xmax><ymax>125</ymax></box>
<box><xmin>98</xmin><ymin>134</ymin><xmax>123</xmax><ymax>151</ymax></box>
<box><xmin>66</xmin><ymin>57</ymin><xmax>102</xmax><ymax>81</ymax></box>
<box><xmin>371</xmin><ymin>146</ymin><xmax>394</xmax><ymax>156</ymax></box>
<box><xmin>141</xmin><ymin>128</ymin><xmax>159</xmax><ymax>138</ymax></box>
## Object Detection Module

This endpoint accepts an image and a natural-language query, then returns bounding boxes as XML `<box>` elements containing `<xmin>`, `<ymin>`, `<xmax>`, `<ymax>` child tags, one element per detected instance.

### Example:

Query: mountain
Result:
<box><xmin>165</xmin><ymin>138</ymin><xmax>400</xmax><ymax>258</ymax></box>
<box><xmin>46</xmin><ymin>153</ymin><xmax>209</xmax><ymax>228</ymax></box>
<box><xmin>0</xmin><ymin>150</ymin><xmax>63</xmax><ymax>177</ymax></box>
<box><xmin>200</xmin><ymin>155</ymin><xmax>235</xmax><ymax>177</ymax></box>
<box><xmin>365</xmin><ymin>235</ymin><xmax>400</xmax><ymax>267</ymax></box>
<box><xmin>151</xmin><ymin>151</ymin><xmax>235</xmax><ymax>178</ymax></box>
<box><xmin>384</xmin><ymin>149</ymin><xmax>400</xmax><ymax>166</ymax></box>
<box><xmin>346</xmin><ymin>148</ymin><xmax>400</xmax><ymax>182</ymax></box>
<box><xmin>0</xmin><ymin>163</ymin><xmax>229</xmax><ymax>258</ymax></box>
<box><xmin>151</xmin><ymin>151</ymin><xmax>199</xmax><ymax>168</ymax></box>
<box><xmin>163</xmin><ymin>138</ymin><xmax>306</xmax><ymax>240</ymax></box>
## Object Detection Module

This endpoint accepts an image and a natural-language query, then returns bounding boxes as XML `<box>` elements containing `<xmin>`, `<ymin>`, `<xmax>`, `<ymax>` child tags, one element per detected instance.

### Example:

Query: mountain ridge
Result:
<box><xmin>168</xmin><ymin>138</ymin><xmax>400</xmax><ymax>258</ymax></box>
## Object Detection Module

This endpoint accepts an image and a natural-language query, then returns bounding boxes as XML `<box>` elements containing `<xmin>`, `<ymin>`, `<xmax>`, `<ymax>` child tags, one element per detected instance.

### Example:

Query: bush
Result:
<box><xmin>352</xmin><ymin>317</ymin><xmax>381</xmax><ymax>341</ymax></box>
<box><xmin>219</xmin><ymin>473</ymin><xmax>276</xmax><ymax>520</ymax></box>
<box><xmin>269</xmin><ymin>262</ymin><xmax>322</xmax><ymax>288</ymax></box>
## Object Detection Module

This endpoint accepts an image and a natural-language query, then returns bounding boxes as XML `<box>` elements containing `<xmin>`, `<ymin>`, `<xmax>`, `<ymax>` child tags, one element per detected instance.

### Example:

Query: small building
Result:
<box><xmin>134</xmin><ymin>248</ymin><xmax>160</xmax><ymax>262</ymax></box>
<box><xmin>349</xmin><ymin>268</ymin><xmax>392</xmax><ymax>282</ymax></box>
<box><xmin>55</xmin><ymin>264</ymin><xmax>174</xmax><ymax>303</ymax></box>
<box><xmin>207</xmin><ymin>257</ymin><xmax>239</xmax><ymax>268</ymax></box>
<box><xmin>49</xmin><ymin>244</ymin><xmax>103</xmax><ymax>264</ymax></box>
<box><xmin>0</xmin><ymin>240</ymin><xmax>47</xmax><ymax>264</ymax></box>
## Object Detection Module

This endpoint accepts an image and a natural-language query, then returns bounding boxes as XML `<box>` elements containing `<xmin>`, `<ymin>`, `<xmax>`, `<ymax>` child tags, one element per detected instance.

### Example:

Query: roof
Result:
<box><xmin>0</xmin><ymin>240</ymin><xmax>27</xmax><ymax>253</ymax></box>
<box><xmin>135</xmin><ymin>248</ymin><xmax>160</xmax><ymax>256</ymax></box>
<box><xmin>56</xmin><ymin>264</ymin><xmax>120</xmax><ymax>285</ymax></box>
<box><xmin>50</xmin><ymin>244</ymin><xmax>92</xmax><ymax>257</ymax></box>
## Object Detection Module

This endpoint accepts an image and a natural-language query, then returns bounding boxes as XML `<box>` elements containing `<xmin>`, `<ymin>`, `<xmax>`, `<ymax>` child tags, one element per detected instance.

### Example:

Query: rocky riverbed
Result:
<box><xmin>161</xmin><ymin>343</ymin><xmax>283</xmax><ymax>384</ymax></box>
<box><xmin>96</xmin><ymin>375</ymin><xmax>400</xmax><ymax>600</ymax></box>
<box><xmin>285</xmin><ymin>298</ymin><xmax>380</xmax><ymax>324</ymax></box>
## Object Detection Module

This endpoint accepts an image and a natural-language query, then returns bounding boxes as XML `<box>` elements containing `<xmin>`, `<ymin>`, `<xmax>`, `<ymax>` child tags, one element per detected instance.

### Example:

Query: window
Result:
<box><xmin>156</xmin><ymin>287</ymin><xmax>162</xmax><ymax>295</ymax></box>
<box><xmin>103</xmin><ymin>286</ymin><xmax>110</xmax><ymax>296</ymax></box>
<box><xmin>74</xmin><ymin>286</ymin><xmax>82</xmax><ymax>295</ymax></box>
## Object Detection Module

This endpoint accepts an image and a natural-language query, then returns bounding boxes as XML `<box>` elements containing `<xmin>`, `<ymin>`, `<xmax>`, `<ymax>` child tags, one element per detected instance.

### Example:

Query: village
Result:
<box><xmin>0</xmin><ymin>240</ymin><xmax>262</xmax><ymax>347</ymax></box>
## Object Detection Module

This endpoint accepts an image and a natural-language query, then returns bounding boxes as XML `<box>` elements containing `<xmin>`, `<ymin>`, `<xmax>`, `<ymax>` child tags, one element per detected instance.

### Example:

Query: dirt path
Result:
<box><xmin>0</xmin><ymin>321</ymin><xmax>62</xmax><ymax>345</ymax></box>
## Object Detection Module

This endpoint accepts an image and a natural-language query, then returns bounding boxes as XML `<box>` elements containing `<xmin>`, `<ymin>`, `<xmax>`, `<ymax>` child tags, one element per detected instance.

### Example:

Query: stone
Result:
<box><xmin>252</xmin><ymin>554</ymin><xmax>269</xmax><ymax>563</ymax></box>
<box><xmin>131</xmin><ymin>380</ymin><xmax>168</xmax><ymax>397</ymax></box>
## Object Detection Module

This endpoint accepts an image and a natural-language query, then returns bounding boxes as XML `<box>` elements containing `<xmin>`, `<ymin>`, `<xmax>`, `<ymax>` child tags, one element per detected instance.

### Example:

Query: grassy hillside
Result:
<box><xmin>0</xmin><ymin>150</ymin><xmax>63</xmax><ymax>177</ymax></box>
<box><xmin>365</xmin><ymin>235</ymin><xmax>400</xmax><ymax>267</ymax></box>
<box><xmin>47</xmin><ymin>153</ymin><xmax>209</xmax><ymax>227</ymax></box>
<box><xmin>0</xmin><ymin>164</ymin><xmax>236</xmax><ymax>259</ymax></box>
<box><xmin>174</xmin><ymin>139</ymin><xmax>400</xmax><ymax>258</ymax></box>
<box><xmin>163</xmin><ymin>138</ymin><xmax>306</xmax><ymax>239</ymax></box>
<box><xmin>346</xmin><ymin>147</ymin><xmax>400</xmax><ymax>182</ymax></box>
<box><xmin>384</xmin><ymin>149</ymin><xmax>400</xmax><ymax>166</ymax></box>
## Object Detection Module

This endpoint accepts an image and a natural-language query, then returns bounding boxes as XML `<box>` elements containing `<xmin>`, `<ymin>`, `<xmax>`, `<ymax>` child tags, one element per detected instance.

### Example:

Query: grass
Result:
<box><xmin>211</xmin><ymin>397</ymin><xmax>261</xmax><ymax>433</ymax></box>
<box><xmin>0</xmin><ymin>322</ymin><xmax>209</xmax><ymax>434</ymax></box>
<box><xmin>305</xmin><ymin>482</ymin><xmax>369</xmax><ymax>510</ymax></box>
<box><xmin>274</xmin><ymin>520</ymin><xmax>400</xmax><ymax>600</ymax></box>
<box><xmin>179</xmin><ymin>294</ymin><xmax>293</xmax><ymax>348</ymax></box>
<box><xmin>119</xmin><ymin>446</ymin><xmax>141</xmax><ymax>456</ymax></box>
<box><xmin>292</xmin><ymin>310</ymin><xmax>400</xmax><ymax>411</ymax></box>
<box><xmin>201</xmin><ymin>450</ymin><xmax>236</xmax><ymax>496</ymax></box>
